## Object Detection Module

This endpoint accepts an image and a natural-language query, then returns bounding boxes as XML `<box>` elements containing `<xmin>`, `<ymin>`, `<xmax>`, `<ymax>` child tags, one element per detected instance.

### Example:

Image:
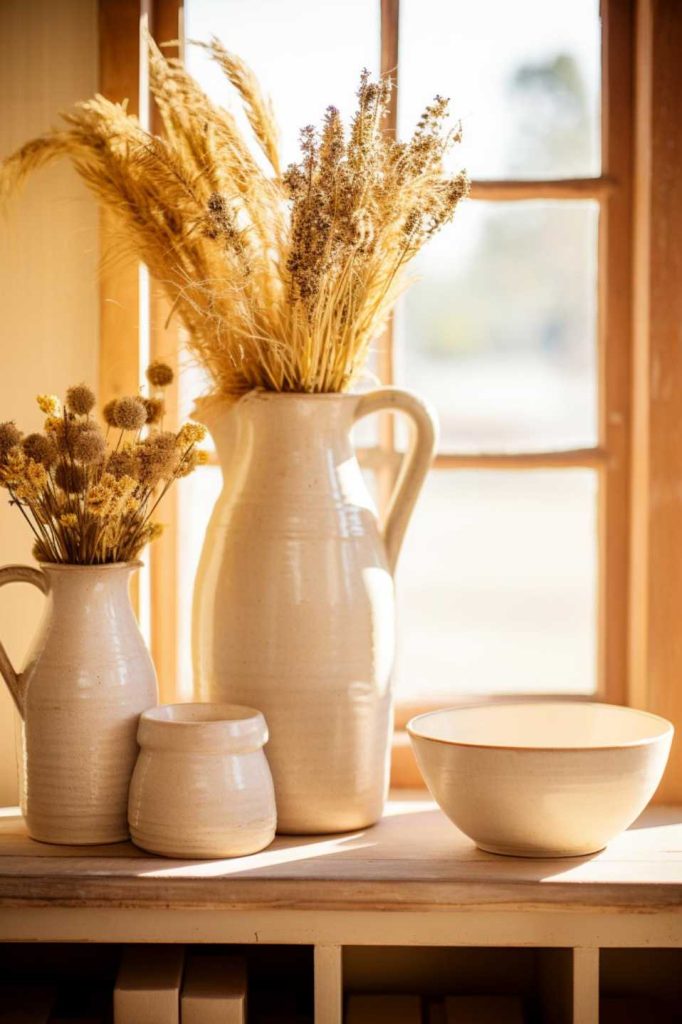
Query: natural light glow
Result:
<box><xmin>396</xmin><ymin>470</ymin><xmax>597</xmax><ymax>697</ymax></box>
<box><xmin>399</xmin><ymin>0</ymin><xmax>601</xmax><ymax>180</ymax></box>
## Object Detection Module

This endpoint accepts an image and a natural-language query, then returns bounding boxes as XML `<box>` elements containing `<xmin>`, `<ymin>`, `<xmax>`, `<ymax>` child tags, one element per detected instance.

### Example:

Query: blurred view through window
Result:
<box><xmin>179</xmin><ymin>0</ymin><xmax>601</xmax><ymax>700</ymax></box>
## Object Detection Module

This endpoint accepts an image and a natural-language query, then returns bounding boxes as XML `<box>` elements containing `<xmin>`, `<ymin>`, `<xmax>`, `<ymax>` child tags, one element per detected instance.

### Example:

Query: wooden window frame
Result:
<box><xmin>99</xmin><ymin>0</ymin><xmax>183</xmax><ymax>701</ymax></box>
<box><xmin>99</xmin><ymin>1</ymin><xmax>682</xmax><ymax>799</ymax></box>
<box><xmin>383</xmin><ymin>0</ymin><xmax>634</xmax><ymax>731</ymax></box>
<box><xmin>389</xmin><ymin>0</ymin><xmax>635</xmax><ymax>780</ymax></box>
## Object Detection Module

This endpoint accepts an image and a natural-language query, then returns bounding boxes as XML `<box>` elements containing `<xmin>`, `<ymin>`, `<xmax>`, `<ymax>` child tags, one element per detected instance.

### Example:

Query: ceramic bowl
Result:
<box><xmin>408</xmin><ymin>702</ymin><xmax>673</xmax><ymax>857</ymax></box>
<box><xmin>128</xmin><ymin>703</ymin><xmax>277</xmax><ymax>859</ymax></box>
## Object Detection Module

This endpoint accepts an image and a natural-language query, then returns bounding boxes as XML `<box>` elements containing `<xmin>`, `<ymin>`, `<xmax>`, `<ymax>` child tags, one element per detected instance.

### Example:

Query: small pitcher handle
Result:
<box><xmin>0</xmin><ymin>565</ymin><xmax>48</xmax><ymax>719</ymax></box>
<box><xmin>354</xmin><ymin>388</ymin><xmax>438</xmax><ymax>572</ymax></box>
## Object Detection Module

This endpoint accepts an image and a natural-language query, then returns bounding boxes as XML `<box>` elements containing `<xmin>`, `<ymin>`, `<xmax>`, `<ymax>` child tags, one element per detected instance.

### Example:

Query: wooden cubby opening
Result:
<box><xmin>600</xmin><ymin>948</ymin><xmax>682</xmax><ymax>1023</ymax></box>
<box><xmin>342</xmin><ymin>946</ymin><xmax>579</xmax><ymax>1023</ymax></box>
<box><xmin>0</xmin><ymin>943</ymin><xmax>120</xmax><ymax>1021</ymax></box>
<box><xmin>0</xmin><ymin>942</ymin><xmax>315</xmax><ymax>1023</ymax></box>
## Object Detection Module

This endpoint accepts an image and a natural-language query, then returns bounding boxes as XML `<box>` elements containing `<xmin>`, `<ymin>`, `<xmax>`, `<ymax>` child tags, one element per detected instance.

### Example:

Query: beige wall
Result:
<box><xmin>0</xmin><ymin>0</ymin><xmax>99</xmax><ymax>802</ymax></box>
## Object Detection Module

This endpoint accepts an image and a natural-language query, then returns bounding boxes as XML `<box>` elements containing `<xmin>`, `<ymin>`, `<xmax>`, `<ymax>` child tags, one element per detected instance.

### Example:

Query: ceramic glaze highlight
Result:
<box><xmin>128</xmin><ymin>703</ymin><xmax>276</xmax><ymax>858</ymax></box>
<box><xmin>0</xmin><ymin>562</ymin><xmax>158</xmax><ymax>845</ymax></box>
<box><xmin>193</xmin><ymin>389</ymin><xmax>436</xmax><ymax>834</ymax></box>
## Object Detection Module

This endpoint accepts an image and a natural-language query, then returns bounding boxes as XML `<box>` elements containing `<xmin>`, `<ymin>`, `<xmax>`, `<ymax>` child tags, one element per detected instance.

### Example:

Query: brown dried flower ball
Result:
<box><xmin>143</xmin><ymin>397</ymin><xmax>164</xmax><ymax>425</ymax></box>
<box><xmin>0</xmin><ymin>421</ymin><xmax>22</xmax><ymax>459</ymax></box>
<box><xmin>102</xmin><ymin>399</ymin><xmax>119</xmax><ymax>427</ymax></box>
<box><xmin>136</xmin><ymin>431</ymin><xmax>177</xmax><ymax>485</ymax></box>
<box><xmin>151</xmin><ymin>430</ymin><xmax>177</xmax><ymax>452</ymax></box>
<box><xmin>73</xmin><ymin>427</ymin><xmax>106</xmax><ymax>464</ymax></box>
<box><xmin>106</xmin><ymin>448</ymin><xmax>137</xmax><ymax>480</ymax></box>
<box><xmin>66</xmin><ymin>383</ymin><xmax>96</xmax><ymax>416</ymax></box>
<box><xmin>55</xmin><ymin>462</ymin><xmax>86</xmax><ymax>494</ymax></box>
<box><xmin>22</xmin><ymin>433</ymin><xmax>56</xmax><ymax>466</ymax></box>
<box><xmin>146</xmin><ymin>360</ymin><xmax>174</xmax><ymax>388</ymax></box>
<box><xmin>113</xmin><ymin>397</ymin><xmax>147</xmax><ymax>432</ymax></box>
<box><xmin>32</xmin><ymin>539</ymin><xmax>49</xmax><ymax>562</ymax></box>
<box><xmin>65</xmin><ymin>419</ymin><xmax>89</xmax><ymax>442</ymax></box>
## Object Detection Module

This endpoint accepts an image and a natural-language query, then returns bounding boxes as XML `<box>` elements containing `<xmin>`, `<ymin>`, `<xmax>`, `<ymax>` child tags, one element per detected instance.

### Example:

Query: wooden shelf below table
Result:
<box><xmin>0</xmin><ymin>793</ymin><xmax>680</xmax><ymax>1023</ymax></box>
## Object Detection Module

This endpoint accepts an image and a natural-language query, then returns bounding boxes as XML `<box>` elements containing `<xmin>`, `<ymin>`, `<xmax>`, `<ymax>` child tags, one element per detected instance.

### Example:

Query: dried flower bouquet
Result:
<box><xmin>0</xmin><ymin>363</ymin><xmax>206</xmax><ymax>564</ymax></box>
<box><xmin>1</xmin><ymin>40</ymin><xmax>468</xmax><ymax>396</ymax></box>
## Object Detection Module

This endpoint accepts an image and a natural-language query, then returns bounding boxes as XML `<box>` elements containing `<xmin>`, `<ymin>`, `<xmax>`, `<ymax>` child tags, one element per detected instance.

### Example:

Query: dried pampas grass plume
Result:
<box><xmin>0</xmin><ymin>37</ymin><xmax>468</xmax><ymax>397</ymax></box>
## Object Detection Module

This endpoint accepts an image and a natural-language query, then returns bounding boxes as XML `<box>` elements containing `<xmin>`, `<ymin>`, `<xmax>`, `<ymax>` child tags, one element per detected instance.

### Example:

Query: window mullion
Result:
<box><xmin>470</xmin><ymin>177</ymin><xmax>613</xmax><ymax>201</ymax></box>
<box><xmin>148</xmin><ymin>0</ymin><xmax>184</xmax><ymax>703</ymax></box>
<box><xmin>598</xmin><ymin>0</ymin><xmax>635</xmax><ymax>708</ymax></box>
<box><xmin>373</xmin><ymin>0</ymin><xmax>401</xmax><ymax>518</ymax></box>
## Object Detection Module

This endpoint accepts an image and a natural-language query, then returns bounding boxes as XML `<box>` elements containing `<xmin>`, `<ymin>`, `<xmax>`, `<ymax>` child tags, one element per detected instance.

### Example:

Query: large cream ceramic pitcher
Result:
<box><xmin>193</xmin><ymin>388</ymin><xmax>437</xmax><ymax>833</ymax></box>
<box><xmin>0</xmin><ymin>562</ymin><xmax>158</xmax><ymax>844</ymax></box>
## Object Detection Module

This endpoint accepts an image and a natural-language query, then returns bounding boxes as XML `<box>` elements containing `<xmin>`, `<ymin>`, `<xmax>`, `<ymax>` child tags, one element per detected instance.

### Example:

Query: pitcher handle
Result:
<box><xmin>0</xmin><ymin>564</ymin><xmax>48</xmax><ymax>719</ymax></box>
<box><xmin>354</xmin><ymin>388</ymin><xmax>438</xmax><ymax>572</ymax></box>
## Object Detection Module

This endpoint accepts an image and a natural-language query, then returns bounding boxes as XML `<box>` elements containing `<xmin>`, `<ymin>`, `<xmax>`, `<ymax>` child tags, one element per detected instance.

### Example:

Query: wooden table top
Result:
<box><xmin>0</xmin><ymin>795</ymin><xmax>680</xmax><ymax>912</ymax></box>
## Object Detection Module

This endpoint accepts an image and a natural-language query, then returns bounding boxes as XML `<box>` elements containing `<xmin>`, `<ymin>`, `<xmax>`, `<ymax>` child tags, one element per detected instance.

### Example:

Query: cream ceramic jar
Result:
<box><xmin>128</xmin><ymin>703</ymin><xmax>276</xmax><ymax>858</ymax></box>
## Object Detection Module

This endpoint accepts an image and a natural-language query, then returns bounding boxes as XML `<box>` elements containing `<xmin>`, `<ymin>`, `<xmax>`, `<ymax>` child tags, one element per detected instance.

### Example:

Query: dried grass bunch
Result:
<box><xmin>0</xmin><ymin>364</ymin><xmax>207</xmax><ymax>564</ymax></box>
<box><xmin>1</xmin><ymin>39</ymin><xmax>468</xmax><ymax>395</ymax></box>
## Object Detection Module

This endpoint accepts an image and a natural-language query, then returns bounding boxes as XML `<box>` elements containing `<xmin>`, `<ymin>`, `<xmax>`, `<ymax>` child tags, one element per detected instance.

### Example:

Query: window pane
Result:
<box><xmin>185</xmin><ymin>0</ymin><xmax>380</xmax><ymax>168</ymax></box>
<box><xmin>395</xmin><ymin>470</ymin><xmax>598</xmax><ymax>699</ymax></box>
<box><xmin>395</xmin><ymin>200</ymin><xmax>598</xmax><ymax>452</ymax></box>
<box><xmin>399</xmin><ymin>0</ymin><xmax>601</xmax><ymax>180</ymax></box>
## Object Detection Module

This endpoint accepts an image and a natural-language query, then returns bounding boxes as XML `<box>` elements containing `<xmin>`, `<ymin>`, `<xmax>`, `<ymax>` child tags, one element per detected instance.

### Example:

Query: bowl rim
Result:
<box><xmin>406</xmin><ymin>700</ymin><xmax>675</xmax><ymax>752</ymax></box>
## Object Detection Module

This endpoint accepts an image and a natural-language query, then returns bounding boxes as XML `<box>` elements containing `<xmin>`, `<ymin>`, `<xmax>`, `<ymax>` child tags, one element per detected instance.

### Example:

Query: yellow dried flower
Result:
<box><xmin>86</xmin><ymin>494</ymin><xmax>108</xmax><ymax>519</ymax></box>
<box><xmin>140</xmin><ymin>521</ymin><xmax>164</xmax><ymax>545</ymax></box>
<box><xmin>176</xmin><ymin>449</ymin><xmax>198</xmax><ymax>477</ymax></box>
<box><xmin>115</xmin><ymin>474</ymin><xmax>138</xmax><ymax>499</ymax></box>
<box><xmin>13</xmin><ymin>458</ymin><xmax>47</xmax><ymax>501</ymax></box>
<box><xmin>176</xmin><ymin>422</ymin><xmax>207</xmax><ymax>447</ymax></box>
<box><xmin>0</xmin><ymin>448</ymin><xmax>26</xmax><ymax>488</ymax></box>
<box><xmin>37</xmin><ymin>395</ymin><xmax>61</xmax><ymax>416</ymax></box>
<box><xmin>146</xmin><ymin>360</ymin><xmax>174</xmax><ymax>388</ymax></box>
<box><xmin>12</xmin><ymin>482</ymin><xmax>31</xmax><ymax>500</ymax></box>
<box><xmin>59</xmin><ymin>513</ymin><xmax>79</xmax><ymax>528</ymax></box>
<box><xmin>196</xmin><ymin>449</ymin><xmax>209</xmax><ymax>465</ymax></box>
<box><xmin>8</xmin><ymin>448</ymin><xmax>26</xmax><ymax>470</ymax></box>
<box><xmin>44</xmin><ymin>415</ymin><xmax>65</xmax><ymax>438</ymax></box>
<box><xmin>66</xmin><ymin>382</ymin><xmax>96</xmax><ymax>416</ymax></box>
<box><xmin>90</xmin><ymin>474</ymin><xmax>139</xmax><ymax>520</ymax></box>
<box><xmin>87</xmin><ymin>474</ymin><xmax>117</xmax><ymax>518</ymax></box>
<box><xmin>27</xmin><ymin>459</ymin><xmax>47</xmax><ymax>487</ymax></box>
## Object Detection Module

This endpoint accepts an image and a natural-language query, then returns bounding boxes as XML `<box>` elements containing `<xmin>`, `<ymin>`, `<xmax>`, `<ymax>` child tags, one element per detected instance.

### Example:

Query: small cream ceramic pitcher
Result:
<box><xmin>193</xmin><ymin>387</ymin><xmax>438</xmax><ymax>834</ymax></box>
<box><xmin>0</xmin><ymin>561</ymin><xmax>158</xmax><ymax>844</ymax></box>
